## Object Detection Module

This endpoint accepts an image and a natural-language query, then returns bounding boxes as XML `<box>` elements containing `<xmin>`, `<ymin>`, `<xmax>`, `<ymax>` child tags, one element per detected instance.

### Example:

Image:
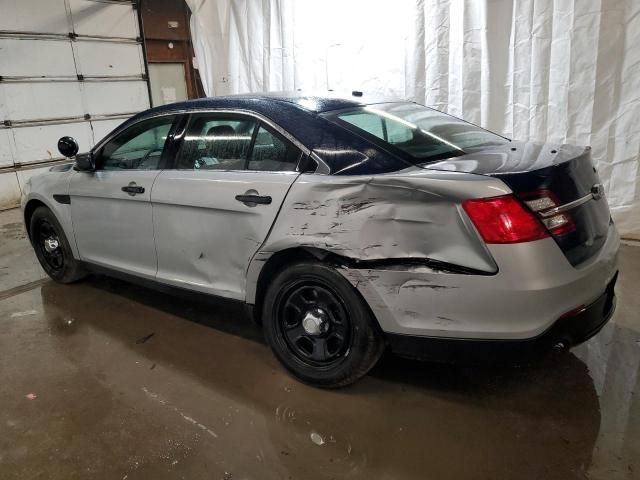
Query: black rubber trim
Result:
<box><xmin>308</xmin><ymin>248</ymin><xmax>495</xmax><ymax>276</ymax></box>
<box><xmin>80</xmin><ymin>261</ymin><xmax>247</xmax><ymax>309</ymax></box>
<box><xmin>387</xmin><ymin>271</ymin><xmax>618</xmax><ymax>363</ymax></box>
<box><xmin>344</xmin><ymin>257</ymin><xmax>494</xmax><ymax>275</ymax></box>
<box><xmin>53</xmin><ymin>194</ymin><xmax>71</xmax><ymax>204</ymax></box>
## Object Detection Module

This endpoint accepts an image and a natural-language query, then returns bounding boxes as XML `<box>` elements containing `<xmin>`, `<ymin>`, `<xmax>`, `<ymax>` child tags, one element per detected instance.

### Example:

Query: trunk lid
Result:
<box><xmin>424</xmin><ymin>141</ymin><xmax>611</xmax><ymax>266</ymax></box>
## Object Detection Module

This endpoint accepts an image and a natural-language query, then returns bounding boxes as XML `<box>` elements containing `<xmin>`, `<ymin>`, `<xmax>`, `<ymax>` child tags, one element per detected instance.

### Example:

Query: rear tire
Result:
<box><xmin>263</xmin><ymin>261</ymin><xmax>385</xmax><ymax>387</ymax></box>
<box><xmin>29</xmin><ymin>206</ymin><xmax>86</xmax><ymax>284</ymax></box>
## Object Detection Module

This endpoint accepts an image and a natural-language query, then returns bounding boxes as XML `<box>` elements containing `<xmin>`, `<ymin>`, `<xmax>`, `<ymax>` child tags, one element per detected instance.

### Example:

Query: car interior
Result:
<box><xmin>178</xmin><ymin>116</ymin><xmax>299</xmax><ymax>172</ymax></box>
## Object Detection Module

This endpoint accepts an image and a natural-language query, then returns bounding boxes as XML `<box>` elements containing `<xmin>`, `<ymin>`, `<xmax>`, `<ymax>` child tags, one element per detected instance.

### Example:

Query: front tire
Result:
<box><xmin>263</xmin><ymin>261</ymin><xmax>385</xmax><ymax>387</ymax></box>
<box><xmin>29</xmin><ymin>206</ymin><xmax>86</xmax><ymax>284</ymax></box>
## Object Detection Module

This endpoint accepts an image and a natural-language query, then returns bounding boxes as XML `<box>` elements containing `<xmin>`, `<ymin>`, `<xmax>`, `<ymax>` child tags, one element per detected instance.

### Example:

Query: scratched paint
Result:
<box><xmin>260</xmin><ymin>168</ymin><xmax>507</xmax><ymax>272</ymax></box>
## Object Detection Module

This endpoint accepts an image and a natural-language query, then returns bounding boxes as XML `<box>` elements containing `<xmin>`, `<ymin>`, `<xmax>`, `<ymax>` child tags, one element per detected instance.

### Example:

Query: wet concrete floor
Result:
<box><xmin>0</xmin><ymin>207</ymin><xmax>639</xmax><ymax>479</ymax></box>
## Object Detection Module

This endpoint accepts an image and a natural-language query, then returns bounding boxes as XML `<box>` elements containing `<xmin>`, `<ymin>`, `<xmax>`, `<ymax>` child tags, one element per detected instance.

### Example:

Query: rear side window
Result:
<box><xmin>176</xmin><ymin>113</ymin><xmax>301</xmax><ymax>172</ymax></box>
<box><xmin>340</xmin><ymin>113</ymin><xmax>384</xmax><ymax>139</ymax></box>
<box><xmin>248</xmin><ymin>126</ymin><xmax>301</xmax><ymax>172</ymax></box>
<box><xmin>177</xmin><ymin>114</ymin><xmax>257</xmax><ymax>170</ymax></box>
<box><xmin>331</xmin><ymin>103</ymin><xmax>506</xmax><ymax>164</ymax></box>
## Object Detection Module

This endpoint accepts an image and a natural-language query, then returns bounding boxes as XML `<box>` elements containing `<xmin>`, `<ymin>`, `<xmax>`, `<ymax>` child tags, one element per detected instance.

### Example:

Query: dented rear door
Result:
<box><xmin>151</xmin><ymin>113</ymin><xmax>302</xmax><ymax>300</ymax></box>
<box><xmin>152</xmin><ymin>171</ymin><xmax>299</xmax><ymax>299</ymax></box>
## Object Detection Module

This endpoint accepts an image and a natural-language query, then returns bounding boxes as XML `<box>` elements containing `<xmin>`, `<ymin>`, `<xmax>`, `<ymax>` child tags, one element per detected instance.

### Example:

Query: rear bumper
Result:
<box><xmin>338</xmin><ymin>223</ymin><xmax>619</xmax><ymax>340</ymax></box>
<box><xmin>387</xmin><ymin>271</ymin><xmax>617</xmax><ymax>361</ymax></box>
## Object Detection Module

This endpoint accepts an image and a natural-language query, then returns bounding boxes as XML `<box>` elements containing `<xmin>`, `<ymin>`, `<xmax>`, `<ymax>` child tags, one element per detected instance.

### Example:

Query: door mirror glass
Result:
<box><xmin>75</xmin><ymin>152</ymin><xmax>95</xmax><ymax>172</ymax></box>
<box><xmin>58</xmin><ymin>136</ymin><xmax>79</xmax><ymax>158</ymax></box>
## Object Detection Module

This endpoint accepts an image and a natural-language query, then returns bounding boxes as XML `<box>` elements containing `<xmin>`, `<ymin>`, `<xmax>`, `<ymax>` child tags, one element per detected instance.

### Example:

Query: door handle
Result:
<box><xmin>235</xmin><ymin>194</ymin><xmax>272</xmax><ymax>206</ymax></box>
<box><xmin>122</xmin><ymin>182</ymin><xmax>145</xmax><ymax>196</ymax></box>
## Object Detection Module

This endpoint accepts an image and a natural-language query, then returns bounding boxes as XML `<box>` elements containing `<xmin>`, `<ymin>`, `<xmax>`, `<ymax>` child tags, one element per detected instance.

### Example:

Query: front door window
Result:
<box><xmin>99</xmin><ymin>116</ymin><xmax>176</xmax><ymax>171</ymax></box>
<box><xmin>177</xmin><ymin>115</ymin><xmax>257</xmax><ymax>170</ymax></box>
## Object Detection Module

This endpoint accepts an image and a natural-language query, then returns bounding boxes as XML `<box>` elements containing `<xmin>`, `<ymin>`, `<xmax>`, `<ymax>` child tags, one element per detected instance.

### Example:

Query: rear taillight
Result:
<box><xmin>522</xmin><ymin>190</ymin><xmax>576</xmax><ymax>236</ymax></box>
<box><xmin>462</xmin><ymin>195</ymin><xmax>549</xmax><ymax>244</ymax></box>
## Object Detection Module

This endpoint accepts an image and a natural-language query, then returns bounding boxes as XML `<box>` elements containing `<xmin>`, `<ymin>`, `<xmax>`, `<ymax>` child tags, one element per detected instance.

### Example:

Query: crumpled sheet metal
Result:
<box><xmin>337</xmin><ymin>224</ymin><xmax>619</xmax><ymax>339</ymax></box>
<box><xmin>261</xmin><ymin>168</ymin><xmax>510</xmax><ymax>271</ymax></box>
<box><xmin>337</xmin><ymin>265</ymin><xmax>477</xmax><ymax>337</ymax></box>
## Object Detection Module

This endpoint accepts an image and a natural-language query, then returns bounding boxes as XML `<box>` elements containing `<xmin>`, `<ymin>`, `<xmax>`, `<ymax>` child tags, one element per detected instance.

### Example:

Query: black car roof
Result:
<box><xmin>109</xmin><ymin>92</ymin><xmax>415</xmax><ymax>175</ymax></box>
<box><xmin>144</xmin><ymin>91</ymin><xmax>389</xmax><ymax>115</ymax></box>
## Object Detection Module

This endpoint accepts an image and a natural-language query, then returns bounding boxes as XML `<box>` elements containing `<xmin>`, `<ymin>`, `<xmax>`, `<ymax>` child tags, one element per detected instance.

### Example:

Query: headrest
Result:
<box><xmin>207</xmin><ymin>125</ymin><xmax>236</xmax><ymax>137</ymax></box>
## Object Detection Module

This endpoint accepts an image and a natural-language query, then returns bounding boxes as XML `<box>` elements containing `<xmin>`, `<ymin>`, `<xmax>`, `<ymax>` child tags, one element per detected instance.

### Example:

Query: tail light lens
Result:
<box><xmin>522</xmin><ymin>191</ymin><xmax>576</xmax><ymax>236</ymax></box>
<box><xmin>462</xmin><ymin>195</ymin><xmax>549</xmax><ymax>244</ymax></box>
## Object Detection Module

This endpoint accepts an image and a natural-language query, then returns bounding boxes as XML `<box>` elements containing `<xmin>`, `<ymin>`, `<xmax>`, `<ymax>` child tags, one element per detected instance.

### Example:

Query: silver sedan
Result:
<box><xmin>22</xmin><ymin>93</ymin><xmax>619</xmax><ymax>387</ymax></box>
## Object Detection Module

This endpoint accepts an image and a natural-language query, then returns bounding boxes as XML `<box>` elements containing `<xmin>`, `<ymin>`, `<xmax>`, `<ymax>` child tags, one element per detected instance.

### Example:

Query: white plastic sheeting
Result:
<box><xmin>186</xmin><ymin>0</ymin><xmax>640</xmax><ymax>236</ymax></box>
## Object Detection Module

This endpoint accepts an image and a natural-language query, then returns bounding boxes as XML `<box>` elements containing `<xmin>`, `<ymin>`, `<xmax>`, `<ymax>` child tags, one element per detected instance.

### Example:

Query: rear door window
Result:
<box><xmin>176</xmin><ymin>113</ymin><xmax>302</xmax><ymax>172</ymax></box>
<box><xmin>177</xmin><ymin>114</ymin><xmax>257</xmax><ymax>170</ymax></box>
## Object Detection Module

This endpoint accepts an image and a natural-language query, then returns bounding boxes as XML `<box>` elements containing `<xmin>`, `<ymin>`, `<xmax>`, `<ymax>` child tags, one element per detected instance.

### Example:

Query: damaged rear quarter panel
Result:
<box><xmin>260</xmin><ymin>167</ymin><xmax>510</xmax><ymax>272</ymax></box>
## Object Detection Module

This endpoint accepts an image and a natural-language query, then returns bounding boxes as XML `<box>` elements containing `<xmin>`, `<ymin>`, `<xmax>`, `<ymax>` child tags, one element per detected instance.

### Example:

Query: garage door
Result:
<box><xmin>0</xmin><ymin>0</ymin><xmax>150</xmax><ymax>209</ymax></box>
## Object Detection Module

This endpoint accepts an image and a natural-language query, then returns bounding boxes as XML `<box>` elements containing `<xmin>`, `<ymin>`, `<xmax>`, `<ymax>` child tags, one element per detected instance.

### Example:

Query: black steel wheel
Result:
<box><xmin>35</xmin><ymin>219</ymin><xmax>65</xmax><ymax>273</ymax></box>
<box><xmin>279</xmin><ymin>283</ymin><xmax>352</xmax><ymax>366</ymax></box>
<box><xmin>263</xmin><ymin>261</ymin><xmax>385</xmax><ymax>387</ymax></box>
<box><xmin>29</xmin><ymin>206</ymin><xmax>86</xmax><ymax>283</ymax></box>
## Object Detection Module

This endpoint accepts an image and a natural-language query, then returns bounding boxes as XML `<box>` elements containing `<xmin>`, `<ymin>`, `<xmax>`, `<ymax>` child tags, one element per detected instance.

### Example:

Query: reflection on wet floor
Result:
<box><xmin>0</xmin><ymin>208</ymin><xmax>638</xmax><ymax>479</ymax></box>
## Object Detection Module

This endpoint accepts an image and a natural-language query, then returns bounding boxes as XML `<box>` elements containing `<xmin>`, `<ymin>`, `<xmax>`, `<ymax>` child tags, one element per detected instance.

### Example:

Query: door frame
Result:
<box><xmin>91</xmin><ymin>114</ymin><xmax>185</xmax><ymax>171</ymax></box>
<box><xmin>159</xmin><ymin>109</ymin><xmax>314</xmax><ymax>171</ymax></box>
<box><xmin>149</xmin><ymin>109</ymin><xmax>312</xmax><ymax>299</ymax></box>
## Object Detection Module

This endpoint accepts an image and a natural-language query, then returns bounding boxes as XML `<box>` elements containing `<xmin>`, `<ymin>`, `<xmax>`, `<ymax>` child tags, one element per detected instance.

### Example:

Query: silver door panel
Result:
<box><xmin>152</xmin><ymin>170</ymin><xmax>299</xmax><ymax>299</ymax></box>
<box><xmin>69</xmin><ymin>170</ymin><xmax>161</xmax><ymax>278</ymax></box>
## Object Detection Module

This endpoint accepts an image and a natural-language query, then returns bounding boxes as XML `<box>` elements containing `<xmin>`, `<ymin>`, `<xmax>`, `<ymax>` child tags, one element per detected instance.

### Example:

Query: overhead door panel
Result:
<box><xmin>90</xmin><ymin>118</ymin><xmax>127</xmax><ymax>144</ymax></box>
<box><xmin>82</xmin><ymin>81</ymin><xmax>149</xmax><ymax>116</ymax></box>
<box><xmin>0</xmin><ymin>0</ymin><xmax>150</xmax><ymax>209</ymax></box>
<box><xmin>0</xmin><ymin>172</ymin><xmax>22</xmax><ymax>207</ymax></box>
<box><xmin>12</xmin><ymin>122</ymin><xmax>94</xmax><ymax>165</ymax></box>
<box><xmin>0</xmin><ymin>81</ymin><xmax>7</xmax><ymax>121</ymax></box>
<box><xmin>0</xmin><ymin>82</ymin><xmax>84</xmax><ymax>121</ymax></box>
<box><xmin>0</xmin><ymin>0</ymin><xmax>69</xmax><ymax>33</ymax></box>
<box><xmin>0</xmin><ymin>130</ymin><xmax>14</xmax><ymax>168</ymax></box>
<box><xmin>74</xmin><ymin>41</ymin><xmax>144</xmax><ymax>77</ymax></box>
<box><xmin>0</xmin><ymin>39</ymin><xmax>76</xmax><ymax>77</ymax></box>
<box><xmin>68</xmin><ymin>0</ymin><xmax>139</xmax><ymax>38</ymax></box>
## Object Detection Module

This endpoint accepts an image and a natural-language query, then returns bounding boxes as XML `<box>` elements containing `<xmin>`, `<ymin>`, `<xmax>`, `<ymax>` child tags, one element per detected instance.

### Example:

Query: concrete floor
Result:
<box><xmin>0</xmin><ymin>208</ymin><xmax>638</xmax><ymax>480</ymax></box>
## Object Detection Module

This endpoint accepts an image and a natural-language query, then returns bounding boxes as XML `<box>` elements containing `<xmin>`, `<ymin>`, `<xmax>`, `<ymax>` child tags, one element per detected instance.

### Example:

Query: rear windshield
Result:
<box><xmin>329</xmin><ymin>103</ymin><xmax>507</xmax><ymax>164</ymax></box>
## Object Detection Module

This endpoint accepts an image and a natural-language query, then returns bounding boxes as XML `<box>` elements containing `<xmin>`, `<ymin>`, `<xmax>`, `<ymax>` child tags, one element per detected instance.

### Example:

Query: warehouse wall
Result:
<box><xmin>141</xmin><ymin>0</ymin><xmax>202</xmax><ymax>101</ymax></box>
<box><xmin>0</xmin><ymin>0</ymin><xmax>150</xmax><ymax>210</ymax></box>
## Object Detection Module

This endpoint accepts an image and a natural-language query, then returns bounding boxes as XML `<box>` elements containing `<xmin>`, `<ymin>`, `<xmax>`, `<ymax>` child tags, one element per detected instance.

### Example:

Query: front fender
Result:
<box><xmin>22</xmin><ymin>168</ymin><xmax>79</xmax><ymax>259</ymax></box>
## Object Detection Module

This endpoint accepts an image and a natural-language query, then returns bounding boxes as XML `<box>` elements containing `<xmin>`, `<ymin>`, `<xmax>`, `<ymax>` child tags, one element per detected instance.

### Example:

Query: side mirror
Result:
<box><xmin>57</xmin><ymin>136</ymin><xmax>79</xmax><ymax>158</ymax></box>
<box><xmin>75</xmin><ymin>152</ymin><xmax>96</xmax><ymax>172</ymax></box>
